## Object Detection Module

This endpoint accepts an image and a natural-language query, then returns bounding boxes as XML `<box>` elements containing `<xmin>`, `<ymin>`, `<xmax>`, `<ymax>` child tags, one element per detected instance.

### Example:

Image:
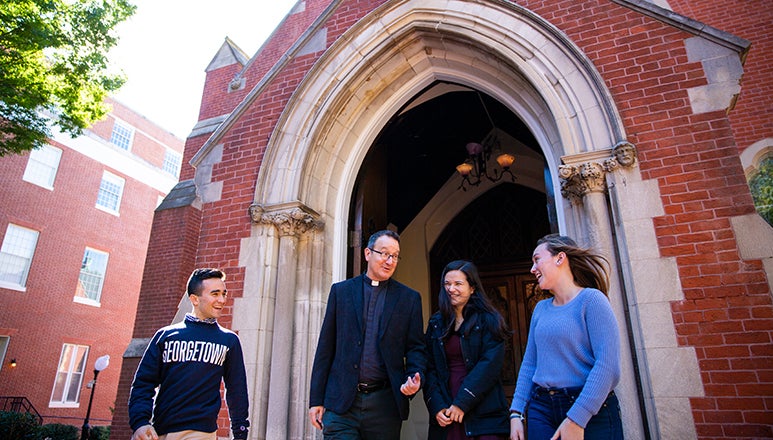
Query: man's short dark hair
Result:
<box><xmin>366</xmin><ymin>230</ymin><xmax>400</xmax><ymax>249</ymax></box>
<box><xmin>187</xmin><ymin>268</ymin><xmax>226</xmax><ymax>296</ymax></box>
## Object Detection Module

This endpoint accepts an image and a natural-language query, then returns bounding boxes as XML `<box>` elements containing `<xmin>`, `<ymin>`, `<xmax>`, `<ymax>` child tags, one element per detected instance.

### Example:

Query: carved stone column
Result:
<box><xmin>249</xmin><ymin>202</ymin><xmax>322</xmax><ymax>440</ymax></box>
<box><xmin>558</xmin><ymin>141</ymin><xmax>648</xmax><ymax>438</ymax></box>
<box><xmin>559</xmin><ymin>140</ymin><xmax>637</xmax><ymax>252</ymax></box>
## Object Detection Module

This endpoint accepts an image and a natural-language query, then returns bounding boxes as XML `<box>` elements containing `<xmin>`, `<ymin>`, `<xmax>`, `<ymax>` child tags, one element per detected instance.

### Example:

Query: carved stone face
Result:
<box><xmin>614</xmin><ymin>142</ymin><xmax>636</xmax><ymax>167</ymax></box>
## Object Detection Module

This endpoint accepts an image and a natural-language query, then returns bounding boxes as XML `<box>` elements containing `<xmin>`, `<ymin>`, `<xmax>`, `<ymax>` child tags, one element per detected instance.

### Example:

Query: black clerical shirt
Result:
<box><xmin>359</xmin><ymin>275</ymin><xmax>388</xmax><ymax>383</ymax></box>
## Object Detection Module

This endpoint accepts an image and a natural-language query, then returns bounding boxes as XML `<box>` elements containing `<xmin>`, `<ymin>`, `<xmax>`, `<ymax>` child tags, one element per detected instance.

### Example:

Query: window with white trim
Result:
<box><xmin>23</xmin><ymin>144</ymin><xmax>62</xmax><ymax>189</ymax></box>
<box><xmin>0</xmin><ymin>336</ymin><xmax>9</xmax><ymax>372</ymax></box>
<box><xmin>50</xmin><ymin>344</ymin><xmax>88</xmax><ymax>406</ymax></box>
<box><xmin>109</xmin><ymin>120</ymin><xmax>134</xmax><ymax>150</ymax></box>
<box><xmin>0</xmin><ymin>224</ymin><xmax>39</xmax><ymax>290</ymax></box>
<box><xmin>75</xmin><ymin>248</ymin><xmax>108</xmax><ymax>304</ymax></box>
<box><xmin>95</xmin><ymin>171</ymin><xmax>124</xmax><ymax>214</ymax></box>
<box><xmin>162</xmin><ymin>149</ymin><xmax>182</xmax><ymax>177</ymax></box>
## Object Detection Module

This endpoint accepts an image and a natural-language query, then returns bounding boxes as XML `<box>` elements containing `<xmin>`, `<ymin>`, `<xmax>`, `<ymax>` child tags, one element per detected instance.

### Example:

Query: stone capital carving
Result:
<box><xmin>249</xmin><ymin>202</ymin><xmax>323</xmax><ymax>236</ymax></box>
<box><xmin>559</xmin><ymin>141</ymin><xmax>638</xmax><ymax>201</ymax></box>
<box><xmin>560</xmin><ymin>161</ymin><xmax>606</xmax><ymax>201</ymax></box>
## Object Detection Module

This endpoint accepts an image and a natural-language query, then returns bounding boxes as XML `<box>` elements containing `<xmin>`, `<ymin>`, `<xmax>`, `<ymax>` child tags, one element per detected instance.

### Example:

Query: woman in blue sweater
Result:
<box><xmin>509</xmin><ymin>234</ymin><xmax>622</xmax><ymax>440</ymax></box>
<box><xmin>424</xmin><ymin>260</ymin><xmax>511</xmax><ymax>439</ymax></box>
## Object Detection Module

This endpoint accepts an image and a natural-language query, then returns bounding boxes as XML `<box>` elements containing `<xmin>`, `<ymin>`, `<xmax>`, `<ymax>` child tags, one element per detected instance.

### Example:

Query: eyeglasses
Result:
<box><xmin>369</xmin><ymin>248</ymin><xmax>401</xmax><ymax>262</ymax></box>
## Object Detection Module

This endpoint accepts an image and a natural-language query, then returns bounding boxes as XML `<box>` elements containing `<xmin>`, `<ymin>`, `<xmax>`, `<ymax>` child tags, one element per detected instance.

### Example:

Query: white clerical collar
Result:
<box><xmin>364</xmin><ymin>274</ymin><xmax>388</xmax><ymax>287</ymax></box>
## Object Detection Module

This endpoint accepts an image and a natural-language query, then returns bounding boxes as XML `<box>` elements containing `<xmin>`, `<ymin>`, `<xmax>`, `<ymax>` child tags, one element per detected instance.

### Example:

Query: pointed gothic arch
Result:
<box><xmin>254</xmin><ymin>0</ymin><xmax>625</xmax><ymax>240</ymax></box>
<box><xmin>243</xmin><ymin>1</ymin><xmax>661</xmax><ymax>439</ymax></box>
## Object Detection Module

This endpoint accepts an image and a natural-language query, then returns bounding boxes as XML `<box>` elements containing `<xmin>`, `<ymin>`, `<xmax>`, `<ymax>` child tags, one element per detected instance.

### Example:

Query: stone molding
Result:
<box><xmin>559</xmin><ymin>141</ymin><xmax>638</xmax><ymax>201</ymax></box>
<box><xmin>249</xmin><ymin>201</ymin><xmax>323</xmax><ymax>236</ymax></box>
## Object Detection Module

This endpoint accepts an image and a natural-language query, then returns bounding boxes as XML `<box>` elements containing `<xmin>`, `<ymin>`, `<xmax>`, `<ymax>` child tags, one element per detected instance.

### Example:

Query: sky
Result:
<box><xmin>109</xmin><ymin>0</ymin><xmax>299</xmax><ymax>139</ymax></box>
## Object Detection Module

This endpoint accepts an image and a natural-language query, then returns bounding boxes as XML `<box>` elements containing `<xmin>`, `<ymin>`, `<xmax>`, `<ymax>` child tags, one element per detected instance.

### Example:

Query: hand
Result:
<box><xmin>131</xmin><ymin>425</ymin><xmax>158</xmax><ymax>440</ymax></box>
<box><xmin>510</xmin><ymin>417</ymin><xmax>525</xmax><ymax>440</ymax></box>
<box><xmin>551</xmin><ymin>417</ymin><xmax>584</xmax><ymax>440</ymax></box>
<box><xmin>400</xmin><ymin>372</ymin><xmax>421</xmax><ymax>395</ymax></box>
<box><xmin>309</xmin><ymin>406</ymin><xmax>325</xmax><ymax>430</ymax></box>
<box><xmin>435</xmin><ymin>409</ymin><xmax>453</xmax><ymax>427</ymax></box>
<box><xmin>445</xmin><ymin>404</ymin><xmax>465</xmax><ymax>423</ymax></box>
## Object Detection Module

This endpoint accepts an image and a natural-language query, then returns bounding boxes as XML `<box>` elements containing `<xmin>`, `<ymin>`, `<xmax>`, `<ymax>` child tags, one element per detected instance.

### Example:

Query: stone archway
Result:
<box><xmin>241</xmin><ymin>1</ymin><xmax>660</xmax><ymax>438</ymax></box>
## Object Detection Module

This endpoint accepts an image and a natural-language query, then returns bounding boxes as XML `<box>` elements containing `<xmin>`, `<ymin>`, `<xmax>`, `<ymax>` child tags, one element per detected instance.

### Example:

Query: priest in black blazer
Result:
<box><xmin>309</xmin><ymin>229</ymin><xmax>426</xmax><ymax>439</ymax></box>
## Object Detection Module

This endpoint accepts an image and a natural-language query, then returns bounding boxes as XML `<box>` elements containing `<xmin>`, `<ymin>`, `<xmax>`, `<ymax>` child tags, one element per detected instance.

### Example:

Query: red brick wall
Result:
<box><xmin>114</xmin><ymin>0</ymin><xmax>773</xmax><ymax>438</ymax></box>
<box><xmin>194</xmin><ymin>1</ymin><xmax>335</xmax><ymax>128</ymax></box>
<box><xmin>110</xmin><ymin>203</ymin><xmax>203</xmax><ymax>439</ymax></box>
<box><xmin>666</xmin><ymin>0</ymin><xmax>773</xmax><ymax>152</ymax></box>
<box><xmin>110</xmin><ymin>357</ymin><xmax>140</xmax><ymax>440</ymax></box>
<box><xmin>197</xmin><ymin>63</ymin><xmax>247</xmax><ymax>122</ymax></box>
<box><xmin>187</xmin><ymin>1</ymin><xmax>384</xmax><ymax>282</ymax></box>
<box><xmin>107</xmin><ymin>98</ymin><xmax>184</xmax><ymax>152</ymax></box>
<box><xmin>88</xmin><ymin>98</ymin><xmax>184</xmax><ymax>170</ymax></box>
<box><xmin>531</xmin><ymin>1</ymin><xmax>772</xmax><ymax>438</ymax></box>
<box><xmin>131</xmin><ymin>206</ymin><xmax>203</xmax><ymax>337</ymax></box>
<box><xmin>0</xmin><ymin>141</ymin><xmax>160</xmax><ymax>428</ymax></box>
<box><xmin>512</xmin><ymin>1</ymin><xmax>772</xmax><ymax>437</ymax></box>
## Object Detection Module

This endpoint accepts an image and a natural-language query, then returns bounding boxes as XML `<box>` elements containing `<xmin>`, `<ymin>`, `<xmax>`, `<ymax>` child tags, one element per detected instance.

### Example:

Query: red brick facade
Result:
<box><xmin>0</xmin><ymin>99</ymin><xmax>183</xmax><ymax>431</ymax></box>
<box><xmin>112</xmin><ymin>1</ymin><xmax>772</xmax><ymax>439</ymax></box>
<box><xmin>668</xmin><ymin>0</ymin><xmax>773</xmax><ymax>151</ymax></box>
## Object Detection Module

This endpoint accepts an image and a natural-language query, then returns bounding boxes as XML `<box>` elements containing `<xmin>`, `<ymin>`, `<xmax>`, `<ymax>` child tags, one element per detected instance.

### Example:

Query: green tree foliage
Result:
<box><xmin>0</xmin><ymin>0</ymin><xmax>136</xmax><ymax>156</ymax></box>
<box><xmin>0</xmin><ymin>411</ymin><xmax>38</xmax><ymax>440</ymax></box>
<box><xmin>88</xmin><ymin>425</ymin><xmax>110</xmax><ymax>440</ymax></box>
<box><xmin>749</xmin><ymin>157</ymin><xmax>773</xmax><ymax>226</ymax></box>
<box><xmin>36</xmin><ymin>423</ymin><xmax>78</xmax><ymax>440</ymax></box>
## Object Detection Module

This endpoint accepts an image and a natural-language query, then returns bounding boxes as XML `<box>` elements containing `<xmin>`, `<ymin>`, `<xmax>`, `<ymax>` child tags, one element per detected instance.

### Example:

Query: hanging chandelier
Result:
<box><xmin>455</xmin><ymin>93</ymin><xmax>516</xmax><ymax>191</ymax></box>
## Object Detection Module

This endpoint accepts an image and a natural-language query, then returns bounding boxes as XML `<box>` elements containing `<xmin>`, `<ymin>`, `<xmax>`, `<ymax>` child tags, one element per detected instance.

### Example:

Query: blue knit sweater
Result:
<box><xmin>509</xmin><ymin>288</ymin><xmax>620</xmax><ymax>427</ymax></box>
<box><xmin>128</xmin><ymin>315</ymin><xmax>250</xmax><ymax>438</ymax></box>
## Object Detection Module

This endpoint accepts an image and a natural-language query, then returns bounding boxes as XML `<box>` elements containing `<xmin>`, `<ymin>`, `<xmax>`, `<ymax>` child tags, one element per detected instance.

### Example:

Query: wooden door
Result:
<box><xmin>480</xmin><ymin>266</ymin><xmax>550</xmax><ymax>398</ymax></box>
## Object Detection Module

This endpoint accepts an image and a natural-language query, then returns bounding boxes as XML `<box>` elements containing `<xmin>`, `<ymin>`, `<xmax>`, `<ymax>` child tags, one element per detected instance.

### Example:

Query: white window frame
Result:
<box><xmin>0</xmin><ymin>224</ymin><xmax>40</xmax><ymax>291</ymax></box>
<box><xmin>22</xmin><ymin>144</ymin><xmax>62</xmax><ymax>189</ymax></box>
<box><xmin>109</xmin><ymin>120</ymin><xmax>134</xmax><ymax>151</ymax></box>
<box><xmin>74</xmin><ymin>247</ymin><xmax>109</xmax><ymax>306</ymax></box>
<box><xmin>162</xmin><ymin>149</ymin><xmax>182</xmax><ymax>177</ymax></box>
<box><xmin>0</xmin><ymin>336</ymin><xmax>9</xmax><ymax>373</ymax></box>
<box><xmin>95</xmin><ymin>171</ymin><xmax>125</xmax><ymax>215</ymax></box>
<box><xmin>49</xmin><ymin>344</ymin><xmax>89</xmax><ymax>407</ymax></box>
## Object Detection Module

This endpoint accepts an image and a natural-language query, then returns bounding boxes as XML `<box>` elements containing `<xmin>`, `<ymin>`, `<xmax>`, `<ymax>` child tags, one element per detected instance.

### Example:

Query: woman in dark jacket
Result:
<box><xmin>424</xmin><ymin>260</ymin><xmax>511</xmax><ymax>440</ymax></box>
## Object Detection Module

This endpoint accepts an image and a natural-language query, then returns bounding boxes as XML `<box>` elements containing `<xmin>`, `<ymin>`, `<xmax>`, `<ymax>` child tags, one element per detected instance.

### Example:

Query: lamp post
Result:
<box><xmin>81</xmin><ymin>355</ymin><xmax>110</xmax><ymax>440</ymax></box>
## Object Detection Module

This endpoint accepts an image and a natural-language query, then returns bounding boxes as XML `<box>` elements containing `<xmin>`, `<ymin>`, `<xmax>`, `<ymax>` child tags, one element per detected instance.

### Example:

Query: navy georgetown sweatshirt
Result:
<box><xmin>129</xmin><ymin>314</ymin><xmax>250</xmax><ymax>438</ymax></box>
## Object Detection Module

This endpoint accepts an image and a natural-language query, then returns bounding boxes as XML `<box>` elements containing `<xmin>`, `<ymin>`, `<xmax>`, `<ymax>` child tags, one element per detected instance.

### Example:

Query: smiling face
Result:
<box><xmin>190</xmin><ymin>277</ymin><xmax>228</xmax><ymax>320</ymax></box>
<box><xmin>444</xmin><ymin>269</ymin><xmax>474</xmax><ymax>313</ymax></box>
<box><xmin>531</xmin><ymin>242</ymin><xmax>562</xmax><ymax>291</ymax></box>
<box><xmin>364</xmin><ymin>235</ymin><xmax>400</xmax><ymax>281</ymax></box>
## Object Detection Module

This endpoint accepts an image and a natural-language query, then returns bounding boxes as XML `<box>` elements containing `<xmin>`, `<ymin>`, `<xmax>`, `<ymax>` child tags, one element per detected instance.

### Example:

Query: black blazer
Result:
<box><xmin>309</xmin><ymin>274</ymin><xmax>426</xmax><ymax>420</ymax></box>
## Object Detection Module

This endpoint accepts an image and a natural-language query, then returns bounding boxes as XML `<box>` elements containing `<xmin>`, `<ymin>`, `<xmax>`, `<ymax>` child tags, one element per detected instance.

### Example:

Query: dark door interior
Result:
<box><xmin>345</xmin><ymin>85</ymin><xmax>554</xmax><ymax>394</ymax></box>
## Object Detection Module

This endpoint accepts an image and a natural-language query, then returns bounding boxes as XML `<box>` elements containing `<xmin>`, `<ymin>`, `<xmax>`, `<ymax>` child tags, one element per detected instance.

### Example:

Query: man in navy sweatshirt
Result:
<box><xmin>128</xmin><ymin>268</ymin><xmax>250</xmax><ymax>440</ymax></box>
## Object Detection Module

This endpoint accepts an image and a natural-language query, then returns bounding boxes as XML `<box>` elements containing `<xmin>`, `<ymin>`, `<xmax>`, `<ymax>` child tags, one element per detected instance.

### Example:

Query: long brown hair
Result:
<box><xmin>437</xmin><ymin>260</ymin><xmax>510</xmax><ymax>340</ymax></box>
<box><xmin>536</xmin><ymin>234</ymin><xmax>610</xmax><ymax>295</ymax></box>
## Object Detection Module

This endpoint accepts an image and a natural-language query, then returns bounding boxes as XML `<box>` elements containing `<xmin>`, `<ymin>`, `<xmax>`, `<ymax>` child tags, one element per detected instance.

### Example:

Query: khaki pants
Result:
<box><xmin>159</xmin><ymin>431</ymin><xmax>216</xmax><ymax>440</ymax></box>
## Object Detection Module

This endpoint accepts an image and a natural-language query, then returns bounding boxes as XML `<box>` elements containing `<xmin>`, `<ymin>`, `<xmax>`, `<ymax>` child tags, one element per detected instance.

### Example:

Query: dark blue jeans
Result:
<box><xmin>526</xmin><ymin>387</ymin><xmax>623</xmax><ymax>440</ymax></box>
<box><xmin>322</xmin><ymin>387</ymin><xmax>402</xmax><ymax>439</ymax></box>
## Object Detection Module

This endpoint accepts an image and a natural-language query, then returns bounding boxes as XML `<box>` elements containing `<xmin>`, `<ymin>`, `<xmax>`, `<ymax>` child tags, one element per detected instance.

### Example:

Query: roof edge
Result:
<box><xmin>205</xmin><ymin>36</ymin><xmax>250</xmax><ymax>72</ymax></box>
<box><xmin>611</xmin><ymin>0</ymin><xmax>751</xmax><ymax>61</ymax></box>
<box><xmin>191</xmin><ymin>0</ymin><xmax>343</xmax><ymax>167</ymax></box>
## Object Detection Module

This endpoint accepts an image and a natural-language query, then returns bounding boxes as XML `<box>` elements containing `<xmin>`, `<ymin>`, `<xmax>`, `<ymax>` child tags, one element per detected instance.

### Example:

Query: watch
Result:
<box><xmin>509</xmin><ymin>411</ymin><xmax>525</xmax><ymax>421</ymax></box>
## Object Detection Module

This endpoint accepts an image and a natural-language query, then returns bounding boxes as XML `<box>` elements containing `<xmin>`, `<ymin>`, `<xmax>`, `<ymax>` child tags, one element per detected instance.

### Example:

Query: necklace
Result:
<box><xmin>454</xmin><ymin>316</ymin><xmax>464</xmax><ymax>330</ymax></box>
